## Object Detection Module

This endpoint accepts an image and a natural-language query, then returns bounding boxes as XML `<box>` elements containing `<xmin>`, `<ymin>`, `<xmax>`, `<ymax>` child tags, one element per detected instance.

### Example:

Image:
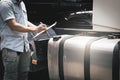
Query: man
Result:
<box><xmin>0</xmin><ymin>0</ymin><xmax>47</xmax><ymax>80</ymax></box>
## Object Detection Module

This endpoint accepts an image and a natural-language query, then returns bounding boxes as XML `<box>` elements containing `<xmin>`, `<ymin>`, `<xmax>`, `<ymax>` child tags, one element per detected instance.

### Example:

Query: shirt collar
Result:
<box><xmin>11</xmin><ymin>0</ymin><xmax>17</xmax><ymax>3</ymax></box>
<box><xmin>12</xmin><ymin>0</ymin><xmax>22</xmax><ymax>4</ymax></box>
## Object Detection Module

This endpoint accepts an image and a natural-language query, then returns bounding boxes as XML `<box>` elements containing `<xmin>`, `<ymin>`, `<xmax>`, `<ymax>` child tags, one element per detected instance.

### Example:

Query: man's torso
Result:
<box><xmin>0</xmin><ymin>0</ymin><xmax>29</xmax><ymax>52</ymax></box>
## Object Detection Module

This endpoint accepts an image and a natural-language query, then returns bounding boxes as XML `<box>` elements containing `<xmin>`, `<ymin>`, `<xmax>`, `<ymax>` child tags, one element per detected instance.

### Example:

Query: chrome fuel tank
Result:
<box><xmin>47</xmin><ymin>35</ymin><xmax>120</xmax><ymax>80</ymax></box>
<box><xmin>90</xmin><ymin>38</ymin><xmax>120</xmax><ymax>80</ymax></box>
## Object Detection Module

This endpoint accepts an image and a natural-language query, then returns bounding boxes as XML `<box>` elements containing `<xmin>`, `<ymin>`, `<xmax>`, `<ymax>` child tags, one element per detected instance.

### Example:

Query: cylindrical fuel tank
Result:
<box><xmin>90</xmin><ymin>38</ymin><xmax>120</xmax><ymax>80</ymax></box>
<box><xmin>47</xmin><ymin>35</ymin><xmax>120</xmax><ymax>80</ymax></box>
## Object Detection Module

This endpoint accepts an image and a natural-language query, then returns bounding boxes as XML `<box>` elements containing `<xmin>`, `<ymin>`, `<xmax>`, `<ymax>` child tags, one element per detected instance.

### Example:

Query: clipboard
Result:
<box><xmin>32</xmin><ymin>21</ymin><xmax>57</xmax><ymax>40</ymax></box>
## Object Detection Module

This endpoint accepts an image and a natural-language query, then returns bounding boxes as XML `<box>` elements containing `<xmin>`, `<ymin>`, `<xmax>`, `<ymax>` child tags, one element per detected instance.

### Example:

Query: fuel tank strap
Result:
<box><xmin>84</xmin><ymin>37</ymin><xmax>105</xmax><ymax>80</ymax></box>
<box><xmin>112</xmin><ymin>41</ymin><xmax>120</xmax><ymax>80</ymax></box>
<box><xmin>58</xmin><ymin>35</ymin><xmax>75</xmax><ymax>80</ymax></box>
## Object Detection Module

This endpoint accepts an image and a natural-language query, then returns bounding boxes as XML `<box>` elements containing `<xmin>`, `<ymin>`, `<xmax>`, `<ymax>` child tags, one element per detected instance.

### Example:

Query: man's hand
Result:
<box><xmin>32</xmin><ymin>59</ymin><xmax>37</xmax><ymax>65</ymax></box>
<box><xmin>35</xmin><ymin>23</ymin><xmax>47</xmax><ymax>33</ymax></box>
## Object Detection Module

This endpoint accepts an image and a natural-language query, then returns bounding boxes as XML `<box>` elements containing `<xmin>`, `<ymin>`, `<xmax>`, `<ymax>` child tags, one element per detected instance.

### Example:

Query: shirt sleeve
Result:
<box><xmin>0</xmin><ymin>1</ymin><xmax>15</xmax><ymax>22</ymax></box>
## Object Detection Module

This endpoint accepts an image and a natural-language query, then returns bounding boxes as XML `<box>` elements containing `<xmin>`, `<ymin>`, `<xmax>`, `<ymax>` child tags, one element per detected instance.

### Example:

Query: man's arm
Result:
<box><xmin>6</xmin><ymin>19</ymin><xmax>47</xmax><ymax>33</ymax></box>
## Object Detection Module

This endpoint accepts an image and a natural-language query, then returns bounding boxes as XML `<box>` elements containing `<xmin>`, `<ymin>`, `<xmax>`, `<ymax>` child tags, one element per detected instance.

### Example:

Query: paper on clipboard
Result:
<box><xmin>32</xmin><ymin>21</ymin><xmax>57</xmax><ymax>40</ymax></box>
